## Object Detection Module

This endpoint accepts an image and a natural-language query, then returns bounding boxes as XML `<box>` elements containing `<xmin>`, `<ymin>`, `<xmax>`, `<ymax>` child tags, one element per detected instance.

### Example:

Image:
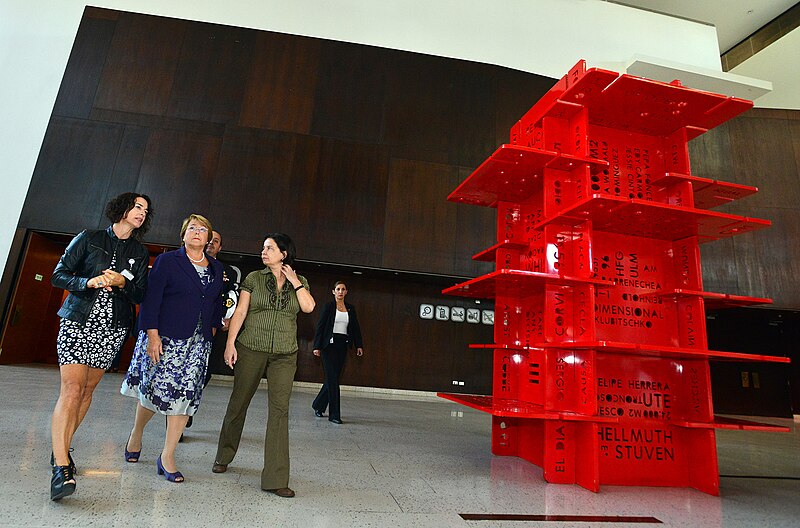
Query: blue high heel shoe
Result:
<box><xmin>156</xmin><ymin>455</ymin><xmax>184</xmax><ymax>483</ymax></box>
<box><xmin>124</xmin><ymin>435</ymin><xmax>140</xmax><ymax>463</ymax></box>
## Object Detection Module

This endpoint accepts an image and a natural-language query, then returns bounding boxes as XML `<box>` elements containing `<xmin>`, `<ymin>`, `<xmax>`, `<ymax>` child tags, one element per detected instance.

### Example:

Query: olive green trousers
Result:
<box><xmin>215</xmin><ymin>342</ymin><xmax>297</xmax><ymax>490</ymax></box>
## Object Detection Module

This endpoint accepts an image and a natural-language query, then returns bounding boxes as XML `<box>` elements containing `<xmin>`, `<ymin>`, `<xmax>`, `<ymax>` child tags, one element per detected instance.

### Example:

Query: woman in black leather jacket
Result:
<box><xmin>48</xmin><ymin>192</ymin><xmax>152</xmax><ymax>501</ymax></box>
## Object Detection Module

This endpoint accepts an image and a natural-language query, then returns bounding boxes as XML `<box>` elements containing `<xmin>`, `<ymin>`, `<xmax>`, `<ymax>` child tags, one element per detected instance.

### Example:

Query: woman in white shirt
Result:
<box><xmin>311</xmin><ymin>281</ymin><xmax>364</xmax><ymax>424</ymax></box>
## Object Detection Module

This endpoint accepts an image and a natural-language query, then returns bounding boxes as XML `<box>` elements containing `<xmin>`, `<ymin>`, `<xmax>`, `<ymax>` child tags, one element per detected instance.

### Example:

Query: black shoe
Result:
<box><xmin>51</xmin><ymin>465</ymin><xmax>76</xmax><ymax>501</ymax></box>
<box><xmin>314</xmin><ymin>409</ymin><xmax>323</xmax><ymax>418</ymax></box>
<box><xmin>50</xmin><ymin>448</ymin><xmax>76</xmax><ymax>474</ymax></box>
<box><xmin>186</xmin><ymin>416</ymin><xmax>193</xmax><ymax>428</ymax></box>
<box><xmin>329</xmin><ymin>418</ymin><xmax>343</xmax><ymax>424</ymax></box>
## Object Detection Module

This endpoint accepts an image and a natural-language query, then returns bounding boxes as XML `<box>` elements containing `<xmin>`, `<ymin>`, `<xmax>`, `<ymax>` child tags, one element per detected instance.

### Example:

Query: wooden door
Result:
<box><xmin>0</xmin><ymin>232</ymin><xmax>65</xmax><ymax>364</ymax></box>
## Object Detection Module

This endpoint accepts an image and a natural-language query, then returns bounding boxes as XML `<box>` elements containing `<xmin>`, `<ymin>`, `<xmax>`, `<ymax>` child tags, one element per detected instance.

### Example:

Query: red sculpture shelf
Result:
<box><xmin>442</xmin><ymin>60</ymin><xmax>789</xmax><ymax>496</ymax></box>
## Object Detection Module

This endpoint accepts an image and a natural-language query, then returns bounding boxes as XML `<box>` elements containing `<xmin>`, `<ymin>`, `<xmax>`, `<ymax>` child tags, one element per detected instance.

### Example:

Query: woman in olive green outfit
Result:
<box><xmin>213</xmin><ymin>233</ymin><xmax>315</xmax><ymax>497</ymax></box>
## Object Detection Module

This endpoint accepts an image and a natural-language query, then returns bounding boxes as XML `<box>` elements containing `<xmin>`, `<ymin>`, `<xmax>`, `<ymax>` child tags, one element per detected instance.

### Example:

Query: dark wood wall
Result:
<box><xmin>19</xmin><ymin>7</ymin><xmax>554</xmax><ymax>278</ymax></box>
<box><xmin>691</xmin><ymin>108</ymin><xmax>800</xmax><ymax>309</ymax></box>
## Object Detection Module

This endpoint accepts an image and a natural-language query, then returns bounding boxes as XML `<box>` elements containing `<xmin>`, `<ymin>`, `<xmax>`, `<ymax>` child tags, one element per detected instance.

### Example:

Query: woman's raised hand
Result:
<box><xmin>281</xmin><ymin>264</ymin><xmax>299</xmax><ymax>285</ymax></box>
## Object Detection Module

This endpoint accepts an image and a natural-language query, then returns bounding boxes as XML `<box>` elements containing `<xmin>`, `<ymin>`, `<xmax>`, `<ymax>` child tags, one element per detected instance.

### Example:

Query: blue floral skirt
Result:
<box><xmin>120</xmin><ymin>321</ymin><xmax>211</xmax><ymax>416</ymax></box>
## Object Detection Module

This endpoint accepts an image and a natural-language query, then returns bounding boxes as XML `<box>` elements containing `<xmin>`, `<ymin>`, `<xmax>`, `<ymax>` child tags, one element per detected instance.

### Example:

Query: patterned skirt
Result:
<box><xmin>56</xmin><ymin>319</ymin><xmax>126</xmax><ymax>370</ymax></box>
<box><xmin>56</xmin><ymin>291</ymin><xmax>126</xmax><ymax>370</ymax></box>
<box><xmin>120</xmin><ymin>321</ymin><xmax>211</xmax><ymax>416</ymax></box>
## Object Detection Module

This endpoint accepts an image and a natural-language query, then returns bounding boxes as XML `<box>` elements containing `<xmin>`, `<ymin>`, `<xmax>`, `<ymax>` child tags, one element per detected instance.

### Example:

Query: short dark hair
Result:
<box><xmin>105</xmin><ymin>192</ymin><xmax>153</xmax><ymax>240</ymax></box>
<box><xmin>333</xmin><ymin>280</ymin><xmax>347</xmax><ymax>289</ymax></box>
<box><xmin>264</xmin><ymin>233</ymin><xmax>296</xmax><ymax>267</ymax></box>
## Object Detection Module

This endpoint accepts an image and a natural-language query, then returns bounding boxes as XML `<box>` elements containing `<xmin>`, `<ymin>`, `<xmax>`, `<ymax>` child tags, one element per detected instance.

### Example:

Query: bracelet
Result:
<box><xmin>294</xmin><ymin>284</ymin><xmax>304</xmax><ymax>292</ymax></box>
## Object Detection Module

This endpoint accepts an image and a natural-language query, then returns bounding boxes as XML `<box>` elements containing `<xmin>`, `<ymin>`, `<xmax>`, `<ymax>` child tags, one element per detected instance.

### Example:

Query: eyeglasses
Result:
<box><xmin>187</xmin><ymin>226</ymin><xmax>208</xmax><ymax>233</ymax></box>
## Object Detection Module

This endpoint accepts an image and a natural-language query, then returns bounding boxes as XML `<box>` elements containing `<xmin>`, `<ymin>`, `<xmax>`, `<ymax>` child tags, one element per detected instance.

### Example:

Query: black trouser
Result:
<box><xmin>312</xmin><ymin>334</ymin><xmax>348</xmax><ymax>420</ymax></box>
<box><xmin>204</xmin><ymin>332</ymin><xmax>228</xmax><ymax>387</ymax></box>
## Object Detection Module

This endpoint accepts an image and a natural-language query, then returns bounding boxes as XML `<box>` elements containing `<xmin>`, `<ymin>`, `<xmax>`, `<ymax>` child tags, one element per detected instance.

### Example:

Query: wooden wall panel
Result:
<box><xmin>791</xmin><ymin>118</ymin><xmax>800</xmax><ymax>186</ymax></box>
<box><xmin>239</xmin><ymin>32</ymin><xmax>321</xmax><ymax>134</ymax></box>
<box><xmin>207</xmin><ymin>127</ymin><xmax>300</xmax><ymax>254</ymax></box>
<box><xmin>135</xmin><ymin>129</ymin><xmax>222</xmax><ymax>242</ymax></box>
<box><xmin>52</xmin><ymin>13</ymin><xmax>117</xmax><ymax>119</ymax></box>
<box><xmin>279</xmin><ymin>134</ymin><xmax>325</xmax><ymax>254</ymax></box>
<box><xmin>310</xmin><ymin>42</ymin><xmax>387</xmax><ymax>143</ymax></box>
<box><xmin>494</xmin><ymin>70</ymin><xmax>558</xmax><ymax>147</ymax></box>
<box><xmin>699</xmin><ymin>238</ymin><xmax>739</xmax><ymax>296</ymax></box>
<box><xmin>94</xmin><ymin>13</ymin><xmax>185</xmax><ymax>115</ymax></box>
<box><xmin>21</xmin><ymin>118</ymin><xmax>125</xmax><ymax>233</ymax></box>
<box><xmin>728</xmin><ymin>114</ymin><xmax>800</xmax><ymax>209</ymax></box>
<box><xmin>382</xmin><ymin>53</ymin><xmax>455</xmax><ymax>165</ymax></box>
<box><xmin>382</xmin><ymin>158</ymin><xmax>459</xmax><ymax>274</ymax></box>
<box><xmin>732</xmin><ymin>207</ymin><xmax>800</xmax><ymax>307</ymax></box>
<box><xmin>453</xmin><ymin>165</ymin><xmax>496</xmax><ymax>277</ymax></box>
<box><xmin>385</xmin><ymin>283</ymin><xmax>453</xmax><ymax>390</ymax></box>
<box><xmin>105</xmin><ymin>125</ymin><xmax>151</xmax><ymax>200</ymax></box>
<box><xmin>297</xmin><ymin>139</ymin><xmax>389</xmax><ymax>267</ymax></box>
<box><xmin>448</xmin><ymin>63</ymin><xmax>496</xmax><ymax>168</ymax></box>
<box><xmin>688</xmin><ymin>121</ymin><xmax>734</xmax><ymax>180</ymax></box>
<box><xmin>691</xmin><ymin>123</ymin><xmax>741</xmax><ymax>296</ymax></box>
<box><xmin>165</xmin><ymin>23</ymin><xmax>254</xmax><ymax>124</ymax></box>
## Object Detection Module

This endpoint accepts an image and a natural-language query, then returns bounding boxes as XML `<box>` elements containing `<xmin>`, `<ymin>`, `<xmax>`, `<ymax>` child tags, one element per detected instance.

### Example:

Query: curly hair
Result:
<box><xmin>104</xmin><ymin>192</ymin><xmax>153</xmax><ymax>240</ymax></box>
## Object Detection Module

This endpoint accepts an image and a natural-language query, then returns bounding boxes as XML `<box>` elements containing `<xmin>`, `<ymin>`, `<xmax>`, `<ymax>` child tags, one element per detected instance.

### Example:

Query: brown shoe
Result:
<box><xmin>212</xmin><ymin>462</ymin><xmax>227</xmax><ymax>473</ymax></box>
<box><xmin>264</xmin><ymin>487</ymin><xmax>295</xmax><ymax>498</ymax></box>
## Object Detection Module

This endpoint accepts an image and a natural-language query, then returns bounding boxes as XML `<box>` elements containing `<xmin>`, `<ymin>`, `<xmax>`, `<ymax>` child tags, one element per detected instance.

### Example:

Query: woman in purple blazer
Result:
<box><xmin>121</xmin><ymin>214</ymin><xmax>223</xmax><ymax>483</ymax></box>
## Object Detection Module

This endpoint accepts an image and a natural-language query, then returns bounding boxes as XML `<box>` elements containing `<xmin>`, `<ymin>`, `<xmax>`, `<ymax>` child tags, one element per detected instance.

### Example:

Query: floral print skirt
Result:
<box><xmin>120</xmin><ymin>321</ymin><xmax>211</xmax><ymax>416</ymax></box>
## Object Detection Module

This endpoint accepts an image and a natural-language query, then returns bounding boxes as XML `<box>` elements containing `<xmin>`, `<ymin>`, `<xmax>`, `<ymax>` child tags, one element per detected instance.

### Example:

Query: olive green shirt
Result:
<box><xmin>236</xmin><ymin>269</ymin><xmax>310</xmax><ymax>354</ymax></box>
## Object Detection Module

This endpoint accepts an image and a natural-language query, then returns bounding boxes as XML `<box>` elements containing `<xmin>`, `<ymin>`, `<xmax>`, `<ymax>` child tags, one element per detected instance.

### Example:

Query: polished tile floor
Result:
<box><xmin>1</xmin><ymin>364</ymin><xmax>798</xmax><ymax>527</ymax></box>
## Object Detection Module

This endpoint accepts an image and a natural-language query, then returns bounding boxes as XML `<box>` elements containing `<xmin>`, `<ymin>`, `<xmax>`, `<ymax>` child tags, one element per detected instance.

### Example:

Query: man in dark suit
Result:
<box><xmin>204</xmin><ymin>231</ymin><xmax>240</xmax><ymax>381</ymax></box>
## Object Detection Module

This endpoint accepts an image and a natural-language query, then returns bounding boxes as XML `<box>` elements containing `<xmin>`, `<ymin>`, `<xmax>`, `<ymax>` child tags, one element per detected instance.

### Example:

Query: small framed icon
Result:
<box><xmin>466</xmin><ymin>308</ymin><xmax>480</xmax><ymax>324</ymax></box>
<box><xmin>435</xmin><ymin>305</ymin><xmax>450</xmax><ymax>321</ymax></box>
<box><xmin>481</xmin><ymin>310</ymin><xmax>494</xmax><ymax>325</ymax></box>
<box><xmin>419</xmin><ymin>304</ymin><xmax>434</xmax><ymax>319</ymax></box>
<box><xmin>451</xmin><ymin>307</ymin><xmax>465</xmax><ymax>322</ymax></box>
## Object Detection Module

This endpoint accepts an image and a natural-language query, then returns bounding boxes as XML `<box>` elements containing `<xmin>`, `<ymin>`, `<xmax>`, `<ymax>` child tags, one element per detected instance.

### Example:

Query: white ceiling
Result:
<box><xmin>612</xmin><ymin>0</ymin><xmax>797</xmax><ymax>52</ymax></box>
<box><xmin>612</xmin><ymin>0</ymin><xmax>800</xmax><ymax>109</ymax></box>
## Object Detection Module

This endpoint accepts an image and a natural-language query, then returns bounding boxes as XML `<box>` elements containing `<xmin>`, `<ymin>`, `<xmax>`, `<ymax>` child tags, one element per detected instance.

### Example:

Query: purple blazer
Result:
<box><xmin>138</xmin><ymin>247</ymin><xmax>224</xmax><ymax>341</ymax></box>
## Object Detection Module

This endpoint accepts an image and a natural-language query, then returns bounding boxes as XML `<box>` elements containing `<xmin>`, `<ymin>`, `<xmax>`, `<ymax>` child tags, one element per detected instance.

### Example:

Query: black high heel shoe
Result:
<box><xmin>50</xmin><ymin>448</ymin><xmax>76</xmax><ymax>474</ymax></box>
<box><xmin>51</xmin><ymin>465</ymin><xmax>76</xmax><ymax>501</ymax></box>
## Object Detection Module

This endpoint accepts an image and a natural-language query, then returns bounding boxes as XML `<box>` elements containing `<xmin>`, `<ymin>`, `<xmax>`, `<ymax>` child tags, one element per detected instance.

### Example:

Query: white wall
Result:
<box><xmin>0</xmin><ymin>0</ymin><xmax>722</xmax><ymax>275</ymax></box>
<box><xmin>732</xmin><ymin>27</ymin><xmax>800</xmax><ymax>110</ymax></box>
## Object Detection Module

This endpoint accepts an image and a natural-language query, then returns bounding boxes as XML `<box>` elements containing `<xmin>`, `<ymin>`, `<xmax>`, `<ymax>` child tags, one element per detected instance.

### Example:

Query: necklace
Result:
<box><xmin>187</xmin><ymin>252</ymin><xmax>205</xmax><ymax>264</ymax></box>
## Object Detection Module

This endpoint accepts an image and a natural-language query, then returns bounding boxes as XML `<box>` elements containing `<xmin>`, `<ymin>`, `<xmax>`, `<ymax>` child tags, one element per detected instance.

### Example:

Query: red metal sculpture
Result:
<box><xmin>441</xmin><ymin>60</ymin><xmax>789</xmax><ymax>495</ymax></box>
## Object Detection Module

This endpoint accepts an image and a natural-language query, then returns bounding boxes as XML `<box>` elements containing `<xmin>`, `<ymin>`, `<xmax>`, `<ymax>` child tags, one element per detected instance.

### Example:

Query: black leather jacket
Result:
<box><xmin>51</xmin><ymin>226</ymin><xmax>149</xmax><ymax>328</ymax></box>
